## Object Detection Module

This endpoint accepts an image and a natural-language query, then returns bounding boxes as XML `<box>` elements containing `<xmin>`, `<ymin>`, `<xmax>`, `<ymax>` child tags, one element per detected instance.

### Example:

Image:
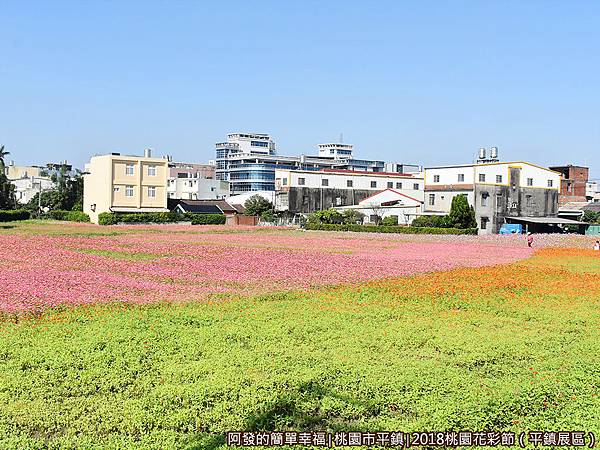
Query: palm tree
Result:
<box><xmin>0</xmin><ymin>145</ymin><xmax>9</xmax><ymax>172</ymax></box>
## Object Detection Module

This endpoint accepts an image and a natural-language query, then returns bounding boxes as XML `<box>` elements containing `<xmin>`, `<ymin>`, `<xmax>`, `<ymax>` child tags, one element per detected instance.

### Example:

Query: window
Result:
<box><xmin>147</xmin><ymin>165</ymin><xmax>156</xmax><ymax>176</ymax></box>
<box><xmin>125</xmin><ymin>164</ymin><xmax>134</xmax><ymax>175</ymax></box>
<box><xmin>250</xmin><ymin>140</ymin><xmax>269</xmax><ymax>148</ymax></box>
<box><xmin>282</xmin><ymin>178</ymin><xmax>287</xmax><ymax>186</ymax></box>
<box><xmin>387</xmin><ymin>182</ymin><xmax>393</xmax><ymax>188</ymax></box>
<box><xmin>479</xmin><ymin>174</ymin><xmax>486</xmax><ymax>182</ymax></box>
<box><xmin>413</xmin><ymin>183</ymin><xmax>419</xmax><ymax>190</ymax></box>
<box><xmin>148</xmin><ymin>186</ymin><xmax>156</xmax><ymax>198</ymax></box>
<box><xmin>396</xmin><ymin>182</ymin><xmax>402</xmax><ymax>189</ymax></box>
<box><xmin>347</xmin><ymin>180</ymin><xmax>353</xmax><ymax>188</ymax></box>
<box><xmin>322</xmin><ymin>178</ymin><xmax>329</xmax><ymax>187</ymax></box>
<box><xmin>526</xmin><ymin>195</ymin><xmax>532</xmax><ymax>207</ymax></box>
<box><xmin>125</xmin><ymin>185</ymin><xmax>134</xmax><ymax>197</ymax></box>
<box><xmin>496</xmin><ymin>175</ymin><xmax>503</xmax><ymax>183</ymax></box>
<box><xmin>371</xmin><ymin>181</ymin><xmax>377</xmax><ymax>188</ymax></box>
<box><xmin>527</xmin><ymin>178</ymin><xmax>533</xmax><ymax>186</ymax></box>
<box><xmin>113</xmin><ymin>187</ymin><xmax>120</xmax><ymax>193</ymax></box>
<box><xmin>481</xmin><ymin>193</ymin><xmax>489</xmax><ymax>207</ymax></box>
<box><xmin>547</xmin><ymin>179</ymin><xmax>553</xmax><ymax>187</ymax></box>
<box><xmin>428</xmin><ymin>194</ymin><xmax>435</xmax><ymax>206</ymax></box>
<box><xmin>433</xmin><ymin>175</ymin><xmax>440</xmax><ymax>182</ymax></box>
<box><xmin>298</xmin><ymin>177</ymin><xmax>305</xmax><ymax>186</ymax></box>
<box><xmin>458</xmin><ymin>173</ymin><xmax>464</xmax><ymax>182</ymax></box>
<box><xmin>481</xmin><ymin>217</ymin><xmax>489</xmax><ymax>230</ymax></box>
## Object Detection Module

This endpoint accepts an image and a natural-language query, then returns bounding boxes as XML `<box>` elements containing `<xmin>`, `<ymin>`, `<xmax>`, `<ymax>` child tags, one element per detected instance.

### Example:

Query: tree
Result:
<box><xmin>307</xmin><ymin>208</ymin><xmax>343</xmax><ymax>224</ymax></box>
<box><xmin>0</xmin><ymin>145</ymin><xmax>16</xmax><ymax>210</ymax></box>
<box><xmin>448</xmin><ymin>194</ymin><xmax>477</xmax><ymax>229</ymax></box>
<box><xmin>26</xmin><ymin>167</ymin><xmax>83</xmax><ymax>212</ymax></box>
<box><xmin>244</xmin><ymin>194</ymin><xmax>273</xmax><ymax>217</ymax></box>
<box><xmin>582</xmin><ymin>210</ymin><xmax>600</xmax><ymax>224</ymax></box>
<box><xmin>341</xmin><ymin>209</ymin><xmax>364</xmax><ymax>224</ymax></box>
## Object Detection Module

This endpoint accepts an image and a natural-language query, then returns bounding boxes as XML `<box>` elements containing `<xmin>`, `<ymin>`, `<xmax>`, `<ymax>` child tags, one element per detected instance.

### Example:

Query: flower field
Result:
<box><xmin>0</xmin><ymin>222</ymin><xmax>599</xmax><ymax>449</ymax></box>
<box><xmin>0</xmin><ymin>222</ymin><xmax>538</xmax><ymax>313</ymax></box>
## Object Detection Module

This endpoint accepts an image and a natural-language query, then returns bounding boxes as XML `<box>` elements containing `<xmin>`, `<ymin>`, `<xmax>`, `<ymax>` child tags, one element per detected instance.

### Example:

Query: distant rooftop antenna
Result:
<box><xmin>339</xmin><ymin>133</ymin><xmax>343</xmax><ymax>143</ymax></box>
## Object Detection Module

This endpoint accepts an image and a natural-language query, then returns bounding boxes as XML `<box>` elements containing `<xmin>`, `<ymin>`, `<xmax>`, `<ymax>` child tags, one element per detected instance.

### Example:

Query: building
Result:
<box><xmin>167</xmin><ymin>162</ymin><xmax>229</xmax><ymax>200</ymax></box>
<box><xmin>4</xmin><ymin>161</ymin><xmax>54</xmax><ymax>205</ymax></box>
<box><xmin>4</xmin><ymin>162</ymin><xmax>43</xmax><ymax>180</ymax></box>
<box><xmin>83</xmin><ymin>150</ymin><xmax>169</xmax><ymax>223</ymax></box>
<box><xmin>548</xmin><ymin>165</ymin><xmax>589</xmax><ymax>205</ymax></box>
<box><xmin>424</xmin><ymin>161</ymin><xmax>561</xmax><ymax>234</ymax></box>
<box><xmin>215</xmin><ymin>133</ymin><xmax>388</xmax><ymax>195</ymax></box>
<box><xmin>169</xmin><ymin>199</ymin><xmax>256</xmax><ymax>226</ymax></box>
<box><xmin>274</xmin><ymin>168</ymin><xmax>424</xmax><ymax>216</ymax></box>
<box><xmin>586</xmin><ymin>181</ymin><xmax>599</xmax><ymax>202</ymax></box>
<box><xmin>318</xmin><ymin>142</ymin><xmax>354</xmax><ymax>159</ymax></box>
<box><xmin>384</xmin><ymin>162</ymin><xmax>422</xmax><ymax>174</ymax></box>
<box><xmin>335</xmin><ymin>189</ymin><xmax>424</xmax><ymax>225</ymax></box>
<box><xmin>12</xmin><ymin>176</ymin><xmax>54</xmax><ymax>204</ymax></box>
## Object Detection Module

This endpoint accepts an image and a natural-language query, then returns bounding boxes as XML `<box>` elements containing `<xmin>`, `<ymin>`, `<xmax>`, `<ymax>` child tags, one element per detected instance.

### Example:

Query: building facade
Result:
<box><xmin>548</xmin><ymin>165</ymin><xmax>589</xmax><ymax>205</ymax></box>
<box><xmin>335</xmin><ymin>189</ymin><xmax>424</xmax><ymax>225</ymax></box>
<box><xmin>83</xmin><ymin>151</ymin><xmax>169</xmax><ymax>223</ymax></box>
<box><xmin>424</xmin><ymin>162</ymin><xmax>561</xmax><ymax>234</ymax></box>
<box><xmin>167</xmin><ymin>162</ymin><xmax>229</xmax><ymax>200</ymax></box>
<box><xmin>12</xmin><ymin>176</ymin><xmax>55</xmax><ymax>204</ymax></box>
<box><xmin>4</xmin><ymin>163</ymin><xmax>43</xmax><ymax>180</ymax></box>
<box><xmin>215</xmin><ymin>133</ymin><xmax>389</xmax><ymax>195</ymax></box>
<box><xmin>274</xmin><ymin>169</ymin><xmax>424</xmax><ymax>215</ymax></box>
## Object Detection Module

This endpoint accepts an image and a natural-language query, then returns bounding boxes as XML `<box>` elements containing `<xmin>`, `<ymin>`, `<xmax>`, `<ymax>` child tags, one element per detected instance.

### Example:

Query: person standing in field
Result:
<box><xmin>527</xmin><ymin>232</ymin><xmax>534</xmax><ymax>248</ymax></box>
<box><xmin>594</xmin><ymin>240</ymin><xmax>600</xmax><ymax>251</ymax></box>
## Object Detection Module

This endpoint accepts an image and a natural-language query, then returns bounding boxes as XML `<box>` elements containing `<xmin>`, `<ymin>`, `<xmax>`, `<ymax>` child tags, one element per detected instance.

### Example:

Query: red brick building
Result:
<box><xmin>548</xmin><ymin>165</ymin><xmax>589</xmax><ymax>205</ymax></box>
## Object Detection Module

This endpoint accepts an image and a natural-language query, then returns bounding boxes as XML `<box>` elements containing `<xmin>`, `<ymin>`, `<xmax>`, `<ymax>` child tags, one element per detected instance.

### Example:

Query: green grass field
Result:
<box><xmin>1</xmin><ymin>241</ymin><xmax>599</xmax><ymax>449</ymax></box>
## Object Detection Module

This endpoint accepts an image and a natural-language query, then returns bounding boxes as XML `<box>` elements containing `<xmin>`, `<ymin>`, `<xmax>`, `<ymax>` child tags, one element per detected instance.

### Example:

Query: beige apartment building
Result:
<box><xmin>83</xmin><ymin>151</ymin><xmax>169</xmax><ymax>223</ymax></box>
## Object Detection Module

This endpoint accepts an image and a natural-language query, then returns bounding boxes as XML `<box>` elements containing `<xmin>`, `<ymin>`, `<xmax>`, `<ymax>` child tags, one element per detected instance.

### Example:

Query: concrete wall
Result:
<box><xmin>283</xmin><ymin>187</ymin><xmax>377</xmax><ymax>214</ymax></box>
<box><xmin>475</xmin><ymin>168</ymin><xmax>559</xmax><ymax>234</ymax></box>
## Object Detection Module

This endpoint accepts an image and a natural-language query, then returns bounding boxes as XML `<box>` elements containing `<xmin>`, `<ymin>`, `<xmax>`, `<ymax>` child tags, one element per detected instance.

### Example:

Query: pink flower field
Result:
<box><xmin>0</xmin><ymin>222</ymin><xmax>545</xmax><ymax>313</ymax></box>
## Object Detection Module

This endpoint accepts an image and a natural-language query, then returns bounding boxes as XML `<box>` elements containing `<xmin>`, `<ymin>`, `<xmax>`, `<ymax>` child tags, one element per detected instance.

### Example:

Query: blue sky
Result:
<box><xmin>1</xmin><ymin>1</ymin><xmax>599</xmax><ymax>178</ymax></box>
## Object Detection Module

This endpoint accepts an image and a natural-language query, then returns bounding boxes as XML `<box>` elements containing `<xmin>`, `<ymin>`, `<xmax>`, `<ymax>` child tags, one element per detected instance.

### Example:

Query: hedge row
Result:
<box><xmin>0</xmin><ymin>210</ymin><xmax>31</xmax><ymax>222</ymax></box>
<box><xmin>304</xmin><ymin>223</ymin><xmax>478</xmax><ymax>235</ymax></box>
<box><xmin>98</xmin><ymin>212</ymin><xmax>225</xmax><ymax>226</ymax></box>
<box><xmin>44</xmin><ymin>210</ymin><xmax>90</xmax><ymax>222</ymax></box>
<box><xmin>187</xmin><ymin>214</ymin><xmax>225</xmax><ymax>225</ymax></box>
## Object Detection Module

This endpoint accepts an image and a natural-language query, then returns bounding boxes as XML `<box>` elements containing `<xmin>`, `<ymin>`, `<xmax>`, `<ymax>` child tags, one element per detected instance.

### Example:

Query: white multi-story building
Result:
<box><xmin>167</xmin><ymin>162</ymin><xmax>229</xmax><ymax>200</ymax></box>
<box><xmin>274</xmin><ymin>168</ymin><xmax>424</xmax><ymax>214</ymax></box>
<box><xmin>424</xmin><ymin>161</ymin><xmax>561</xmax><ymax>233</ymax></box>
<box><xmin>586</xmin><ymin>181</ymin><xmax>599</xmax><ymax>202</ymax></box>
<box><xmin>215</xmin><ymin>132</ymin><xmax>389</xmax><ymax>194</ymax></box>
<box><xmin>317</xmin><ymin>143</ymin><xmax>354</xmax><ymax>159</ymax></box>
<box><xmin>12</xmin><ymin>176</ymin><xmax>54</xmax><ymax>204</ymax></box>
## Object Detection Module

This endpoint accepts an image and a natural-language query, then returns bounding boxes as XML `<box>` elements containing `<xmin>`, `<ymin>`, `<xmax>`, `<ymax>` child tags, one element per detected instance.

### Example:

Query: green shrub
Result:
<box><xmin>307</xmin><ymin>208</ymin><xmax>344</xmax><ymax>225</ymax></box>
<box><xmin>0</xmin><ymin>210</ymin><xmax>30</xmax><ymax>222</ymax></box>
<box><xmin>45</xmin><ymin>210</ymin><xmax>90</xmax><ymax>222</ymax></box>
<box><xmin>341</xmin><ymin>209</ymin><xmax>365</xmax><ymax>224</ymax></box>
<box><xmin>98</xmin><ymin>212</ymin><xmax>119</xmax><ymax>225</ymax></box>
<box><xmin>304</xmin><ymin>223</ymin><xmax>477</xmax><ymax>235</ymax></box>
<box><xmin>381</xmin><ymin>215</ymin><xmax>398</xmax><ymax>226</ymax></box>
<box><xmin>98</xmin><ymin>212</ymin><xmax>226</xmax><ymax>226</ymax></box>
<box><xmin>411</xmin><ymin>215</ymin><xmax>452</xmax><ymax>228</ymax></box>
<box><xmin>183</xmin><ymin>213</ymin><xmax>226</xmax><ymax>225</ymax></box>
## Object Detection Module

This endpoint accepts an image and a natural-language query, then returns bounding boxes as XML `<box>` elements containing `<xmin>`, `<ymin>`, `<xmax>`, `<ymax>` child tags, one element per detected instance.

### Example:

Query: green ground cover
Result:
<box><xmin>0</xmin><ymin>244</ymin><xmax>598</xmax><ymax>449</ymax></box>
